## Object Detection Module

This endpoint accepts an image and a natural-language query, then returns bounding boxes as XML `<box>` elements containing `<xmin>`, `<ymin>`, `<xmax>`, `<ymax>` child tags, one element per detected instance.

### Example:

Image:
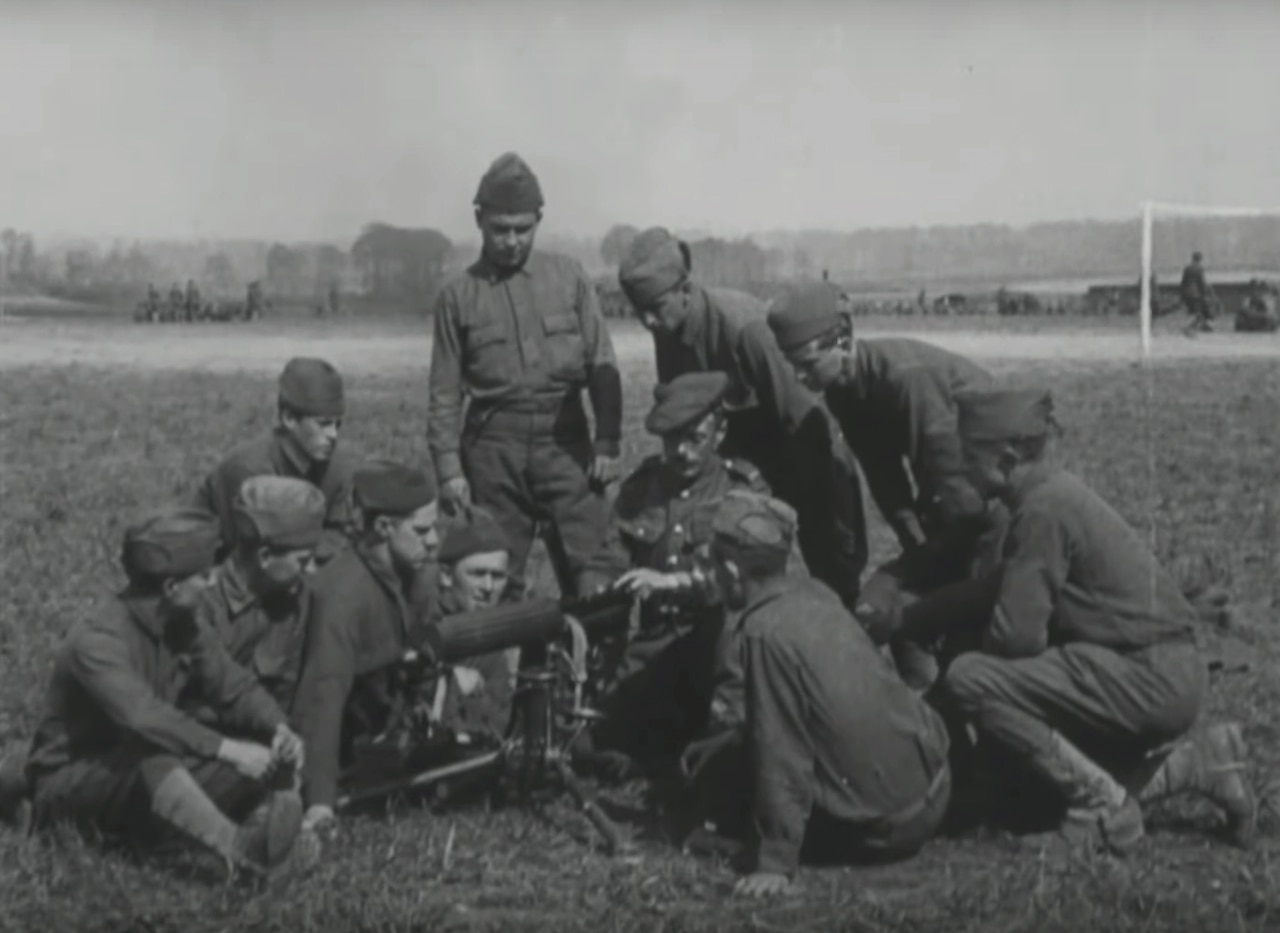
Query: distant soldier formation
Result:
<box><xmin>134</xmin><ymin>279</ymin><xmax>270</xmax><ymax>323</ymax></box>
<box><xmin>0</xmin><ymin>152</ymin><xmax>1268</xmax><ymax>900</ymax></box>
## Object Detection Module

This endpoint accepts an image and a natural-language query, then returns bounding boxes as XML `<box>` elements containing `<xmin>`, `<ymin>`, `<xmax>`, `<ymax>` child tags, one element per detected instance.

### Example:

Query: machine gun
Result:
<box><xmin>334</xmin><ymin>588</ymin><xmax>636</xmax><ymax>853</ymax></box>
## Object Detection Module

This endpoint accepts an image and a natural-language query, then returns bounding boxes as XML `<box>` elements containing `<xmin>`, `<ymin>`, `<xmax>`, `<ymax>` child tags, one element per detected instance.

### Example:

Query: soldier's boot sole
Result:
<box><xmin>1142</xmin><ymin>722</ymin><xmax>1255</xmax><ymax>849</ymax></box>
<box><xmin>230</xmin><ymin>789</ymin><xmax>304</xmax><ymax>879</ymax></box>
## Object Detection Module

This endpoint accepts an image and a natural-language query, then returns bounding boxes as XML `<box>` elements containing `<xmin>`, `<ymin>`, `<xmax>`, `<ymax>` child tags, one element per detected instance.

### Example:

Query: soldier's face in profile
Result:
<box><xmin>636</xmin><ymin>284</ymin><xmax>691</xmax><ymax>336</ymax></box>
<box><xmin>442</xmin><ymin>550</ymin><xmax>510</xmax><ymax>611</ymax></box>
<box><xmin>387</xmin><ymin>501</ymin><xmax>440</xmax><ymax>573</ymax></box>
<box><xmin>163</xmin><ymin>568</ymin><xmax>217</xmax><ymax>614</ymax></box>
<box><xmin>785</xmin><ymin>336</ymin><xmax>845</xmax><ymax>393</ymax></box>
<box><xmin>283</xmin><ymin>412</ymin><xmax>341</xmax><ymax>463</ymax></box>
<box><xmin>256</xmin><ymin>545</ymin><xmax>317</xmax><ymax>596</ymax></box>
<box><xmin>961</xmin><ymin>439</ymin><xmax>1007</xmax><ymax>499</ymax></box>
<box><xmin>662</xmin><ymin>412</ymin><xmax>725</xmax><ymax>483</ymax></box>
<box><xmin>478</xmin><ymin>210</ymin><xmax>540</xmax><ymax>271</ymax></box>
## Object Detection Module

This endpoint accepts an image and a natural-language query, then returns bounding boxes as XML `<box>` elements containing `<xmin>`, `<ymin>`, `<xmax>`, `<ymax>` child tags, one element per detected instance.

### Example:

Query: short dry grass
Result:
<box><xmin>1</xmin><ymin>321</ymin><xmax>1278</xmax><ymax>932</ymax></box>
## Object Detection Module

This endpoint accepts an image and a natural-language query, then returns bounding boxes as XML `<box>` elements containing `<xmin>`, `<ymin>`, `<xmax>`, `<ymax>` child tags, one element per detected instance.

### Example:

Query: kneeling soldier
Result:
<box><xmin>23</xmin><ymin>507</ymin><xmax>309</xmax><ymax>879</ymax></box>
<box><xmin>935</xmin><ymin>387</ymin><xmax>1254</xmax><ymax>853</ymax></box>
<box><xmin>708</xmin><ymin>491</ymin><xmax>952</xmax><ymax>899</ymax></box>
<box><xmin>292</xmin><ymin>462</ymin><xmax>440</xmax><ymax>833</ymax></box>
<box><xmin>580</xmin><ymin>372</ymin><xmax>769</xmax><ymax>772</ymax></box>
<box><xmin>198</xmin><ymin>476</ymin><xmax>326</xmax><ymax>712</ymax></box>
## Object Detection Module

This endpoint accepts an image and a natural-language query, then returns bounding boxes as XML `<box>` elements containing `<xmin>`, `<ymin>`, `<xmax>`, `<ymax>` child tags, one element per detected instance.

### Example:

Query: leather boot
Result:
<box><xmin>1021</xmin><ymin>730</ymin><xmax>1144</xmax><ymax>856</ymax></box>
<box><xmin>1138</xmin><ymin>722</ymin><xmax>1255</xmax><ymax>849</ymax></box>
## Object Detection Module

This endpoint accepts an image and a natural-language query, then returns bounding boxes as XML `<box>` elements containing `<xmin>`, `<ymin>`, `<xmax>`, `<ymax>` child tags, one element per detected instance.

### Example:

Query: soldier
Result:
<box><xmin>431</xmin><ymin>506</ymin><xmax>517</xmax><ymax>741</ymax></box>
<box><xmin>705</xmin><ymin>491</ymin><xmax>951</xmax><ymax>899</ymax></box>
<box><xmin>579</xmin><ymin>372</ymin><xmax>769</xmax><ymax>771</ymax></box>
<box><xmin>618</xmin><ymin>228</ymin><xmax>866</xmax><ymax>611</ymax></box>
<box><xmin>21</xmin><ymin>506</ymin><xmax>311</xmax><ymax>878</ymax></box>
<box><xmin>196</xmin><ymin>477</ymin><xmax>326</xmax><ymax>713</ymax></box>
<box><xmin>246</xmin><ymin>280</ymin><xmax>266</xmax><ymax>320</ymax></box>
<box><xmin>934</xmin><ymin>387</ymin><xmax>1254</xmax><ymax>854</ymax></box>
<box><xmin>292</xmin><ymin>462</ymin><xmax>441</xmax><ymax>834</ymax></box>
<box><xmin>428</xmin><ymin>152</ymin><xmax>623</xmax><ymax>603</ymax></box>
<box><xmin>185</xmin><ymin>278</ymin><xmax>202</xmax><ymax>322</ymax></box>
<box><xmin>765</xmin><ymin>282</ymin><xmax>1000</xmax><ymax>686</ymax></box>
<box><xmin>1180</xmin><ymin>251</ymin><xmax>1214</xmax><ymax>336</ymax></box>
<box><xmin>192</xmin><ymin>357</ymin><xmax>360</xmax><ymax>564</ymax></box>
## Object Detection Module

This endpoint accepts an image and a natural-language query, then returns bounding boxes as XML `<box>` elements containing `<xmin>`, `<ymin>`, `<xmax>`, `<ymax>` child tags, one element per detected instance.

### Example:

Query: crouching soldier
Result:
<box><xmin>22</xmin><ymin>506</ymin><xmax>310</xmax><ymax>879</ymax></box>
<box><xmin>766</xmin><ymin>282</ymin><xmax>1001</xmax><ymax>688</ymax></box>
<box><xmin>292</xmin><ymin>462</ymin><xmax>441</xmax><ymax>834</ymax></box>
<box><xmin>706</xmin><ymin>491</ymin><xmax>952</xmax><ymax>899</ymax></box>
<box><xmin>432</xmin><ymin>506</ymin><xmax>517</xmax><ymax>741</ymax></box>
<box><xmin>579</xmin><ymin>372</ymin><xmax>769</xmax><ymax>774</ymax></box>
<box><xmin>197</xmin><ymin>476</ymin><xmax>326</xmax><ymax>712</ymax></box>
<box><xmin>935</xmin><ymin>387</ymin><xmax>1254</xmax><ymax>854</ymax></box>
<box><xmin>192</xmin><ymin>357</ymin><xmax>361</xmax><ymax>565</ymax></box>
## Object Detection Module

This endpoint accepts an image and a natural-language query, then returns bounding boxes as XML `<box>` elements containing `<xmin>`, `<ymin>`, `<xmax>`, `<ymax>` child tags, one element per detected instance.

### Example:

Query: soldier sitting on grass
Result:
<box><xmin>703</xmin><ymin>491</ymin><xmax>953</xmax><ymax>900</ymax></box>
<box><xmin>933</xmin><ymin>386</ymin><xmax>1254</xmax><ymax>854</ymax></box>
<box><xmin>191</xmin><ymin>357</ymin><xmax>361</xmax><ymax>565</ymax></box>
<box><xmin>195</xmin><ymin>476</ymin><xmax>326</xmax><ymax>714</ymax></box>
<box><xmin>291</xmin><ymin>462</ymin><xmax>442</xmax><ymax>836</ymax></box>
<box><xmin>19</xmin><ymin>506</ymin><xmax>313</xmax><ymax>880</ymax></box>
<box><xmin>578</xmin><ymin>372</ymin><xmax>769</xmax><ymax>779</ymax></box>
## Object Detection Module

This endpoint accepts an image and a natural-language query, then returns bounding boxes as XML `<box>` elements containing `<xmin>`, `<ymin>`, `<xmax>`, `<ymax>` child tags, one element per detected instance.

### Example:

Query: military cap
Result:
<box><xmin>438</xmin><ymin>505</ymin><xmax>509</xmax><ymax>565</ymax></box>
<box><xmin>352</xmin><ymin>460</ymin><xmax>437</xmax><ymax>516</ymax></box>
<box><xmin>618</xmin><ymin>227</ymin><xmax>689</xmax><ymax>309</ymax></box>
<box><xmin>955</xmin><ymin>387</ymin><xmax>1056</xmax><ymax>442</ymax></box>
<box><xmin>644</xmin><ymin>372</ymin><xmax>731</xmax><ymax>436</ymax></box>
<box><xmin>474</xmin><ymin>152</ymin><xmax>544</xmax><ymax>214</ymax></box>
<box><xmin>711</xmin><ymin>490</ymin><xmax>797</xmax><ymax>558</ymax></box>
<box><xmin>233</xmin><ymin>476</ymin><xmax>326</xmax><ymax>549</ymax></box>
<box><xmin>278</xmin><ymin>357</ymin><xmax>345</xmax><ymax>418</ymax></box>
<box><xmin>766</xmin><ymin>282</ymin><xmax>847</xmax><ymax>353</ymax></box>
<box><xmin>122</xmin><ymin>506</ymin><xmax>221</xmax><ymax>580</ymax></box>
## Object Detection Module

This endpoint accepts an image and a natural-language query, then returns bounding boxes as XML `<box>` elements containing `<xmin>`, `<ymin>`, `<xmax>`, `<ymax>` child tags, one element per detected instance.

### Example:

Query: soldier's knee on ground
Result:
<box><xmin>934</xmin><ymin>651</ymin><xmax>1004</xmax><ymax>718</ymax></box>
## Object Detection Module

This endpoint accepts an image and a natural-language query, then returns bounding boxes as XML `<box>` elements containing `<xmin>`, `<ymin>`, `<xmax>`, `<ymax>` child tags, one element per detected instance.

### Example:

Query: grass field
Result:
<box><xmin>1</xmin><ymin>317</ymin><xmax>1279</xmax><ymax>932</ymax></box>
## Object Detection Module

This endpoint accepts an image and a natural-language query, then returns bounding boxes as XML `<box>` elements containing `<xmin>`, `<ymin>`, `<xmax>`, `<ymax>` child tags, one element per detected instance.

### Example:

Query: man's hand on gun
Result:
<box><xmin>610</xmin><ymin>567</ymin><xmax>707</xmax><ymax>601</ymax></box>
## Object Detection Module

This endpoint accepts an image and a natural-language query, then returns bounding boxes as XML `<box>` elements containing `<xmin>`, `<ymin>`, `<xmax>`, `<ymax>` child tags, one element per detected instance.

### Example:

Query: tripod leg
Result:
<box><xmin>552</xmin><ymin>758</ymin><xmax>630</xmax><ymax>855</ymax></box>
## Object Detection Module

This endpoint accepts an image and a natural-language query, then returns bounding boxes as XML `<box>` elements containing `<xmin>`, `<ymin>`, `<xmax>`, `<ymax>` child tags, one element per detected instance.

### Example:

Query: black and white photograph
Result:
<box><xmin>1</xmin><ymin>1</ymin><xmax>1278</xmax><ymax>930</ymax></box>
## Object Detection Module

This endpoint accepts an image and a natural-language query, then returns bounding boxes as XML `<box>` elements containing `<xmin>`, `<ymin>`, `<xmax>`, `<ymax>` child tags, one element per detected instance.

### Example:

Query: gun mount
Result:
<box><xmin>334</xmin><ymin>588</ymin><xmax>636</xmax><ymax>854</ymax></box>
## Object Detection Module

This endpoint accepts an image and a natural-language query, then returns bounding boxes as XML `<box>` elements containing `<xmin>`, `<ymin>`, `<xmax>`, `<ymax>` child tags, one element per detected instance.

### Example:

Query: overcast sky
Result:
<box><xmin>2</xmin><ymin>0</ymin><xmax>1278</xmax><ymax>244</ymax></box>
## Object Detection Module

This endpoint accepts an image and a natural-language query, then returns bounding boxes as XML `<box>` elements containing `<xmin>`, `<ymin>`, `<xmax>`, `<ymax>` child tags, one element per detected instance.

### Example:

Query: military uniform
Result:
<box><xmin>935</xmin><ymin>388</ymin><xmax>1214</xmax><ymax>853</ymax></box>
<box><xmin>1180</xmin><ymin>257</ymin><xmax>1212</xmax><ymax>333</ymax></box>
<box><xmin>24</xmin><ymin>509</ymin><xmax>296</xmax><ymax>870</ymax></box>
<box><xmin>619</xmin><ymin>230</ymin><xmax>867</xmax><ymax>609</ymax></box>
<box><xmin>192</xmin><ymin>358</ymin><xmax>359</xmax><ymax>562</ymax></box>
<box><xmin>585</xmin><ymin>452</ymin><xmax>769</xmax><ymax>763</ymax></box>
<box><xmin>428</xmin><ymin>153</ymin><xmax>622</xmax><ymax>601</ymax></box>
<box><xmin>711</xmin><ymin>493</ymin><xmax>951</xmax><ymax>878</ymax></box>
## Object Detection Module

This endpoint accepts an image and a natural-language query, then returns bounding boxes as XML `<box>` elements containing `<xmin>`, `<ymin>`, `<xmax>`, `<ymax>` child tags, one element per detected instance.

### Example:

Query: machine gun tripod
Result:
<box><xmin>334</xmin><ymin>590</ymin><xmax>636</xmax><ymax>854</ymax></box>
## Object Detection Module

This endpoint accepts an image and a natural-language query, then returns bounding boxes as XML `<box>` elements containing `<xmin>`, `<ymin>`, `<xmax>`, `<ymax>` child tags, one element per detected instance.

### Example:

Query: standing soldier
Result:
<box><xmin>579</xmin><ymin>372</ymin><xmax>770</xmax><ymax>772</ymax></box>
<box><xmin>291</xmin><ymin>462</ymin><xmax>441</xmax><ymax>835</ymax></box>
<box><xmin>246</xmin><ymin>280</ymin><xmax>265</xmax><ymax>320</ymax></box>
<box><xmin>196</xmin><ymin>477</ymin><xmax>326</xmax><ymax>713</ymax></box>
<box><xmin>185</xmin><ymin>278</ymin><xmax>202</xmax><ymax>322</ymax></box>
<box><xmin>21</xmin><ymin>506</ymin><xmax>311</xmax><ymax>879</ymax></box>
<box><xmin>168</xmin><ymin>282</ymin><xmax>185</xmax><ymax>322</ymax></box>
<box><xmin>705</xmin><ymin>491</ymin><xmax>952</xmax><ymax>899</ymax></box>
<box><xmin>1180</xmin><ymin>251</ymin><xmax>1214</xmax><ymax>336</ymax></box>
<box><xmin>764</xmin><ymin>283</ymin><xmax>1000</xmax><ymax>686</ymax></box>
<box><xmin>192</xmin><ymin>357</ymin><xmax>361</xmax><ymax>565</ymax></box>
<box><xmin>428</xmin><ymin>152</ymin><xmax>623</xmax><ymax>602</ymax></box>
<box><xmin>936</xmin><ymin>387</ymin><xmax>1254</xmax><ymax>853</ymax></box>
<box><xmin>618</xmin><ymin>228</ymin><xmax>866</xmax><ymax>611</ymax></box>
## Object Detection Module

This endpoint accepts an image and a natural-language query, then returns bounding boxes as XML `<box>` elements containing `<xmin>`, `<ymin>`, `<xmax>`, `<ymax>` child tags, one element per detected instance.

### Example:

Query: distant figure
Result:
<box><xmin>185</xmin><ymin>279</ymin><xmax>202</xmax><ymax>322</ymax></box>
<box><xmin>168</xmin><ymin>283</ymin><xmax>184</xmax><ymax>321</ymax></box>
<box><xmin>327</xmin><ymin>282</ymin><xmax>341</xmax><ymax>317</ymax></box>
<box><xmin>1180</xmin><ymin>252</ymin><xmax>1213</xmax><ymax>336</ymax></box>
<box><xmin>246</xmin><ymin>281</ymin><xmax>265</xmax><ymax>320</ymax></box>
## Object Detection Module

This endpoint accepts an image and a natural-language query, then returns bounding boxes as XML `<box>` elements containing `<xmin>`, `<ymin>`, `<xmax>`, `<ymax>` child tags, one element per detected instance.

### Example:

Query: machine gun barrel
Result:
<box><xmin>434</xmin><ymin>589</ymin><xmax>634</xmax><ymax>663</ymax></box>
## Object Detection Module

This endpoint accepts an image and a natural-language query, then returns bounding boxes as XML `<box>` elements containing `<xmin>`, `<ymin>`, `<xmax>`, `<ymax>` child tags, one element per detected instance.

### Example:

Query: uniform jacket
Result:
<box><xmin>987</xmin><ymin>465</ymin><xmax>1200</xmax><ymax>658</ymax></box>
<box><xmin>191</xmin><ymin>427</ymin><xmax>360</xmax><ymax>559</ymax></box>
<box><xmin>427</xmin><ymin>251</ymin><xmax>623</xmax><ymax>483</ymax></box>
<box><xmin>291</xmin><ymin>544</ymin><xmax>434</xmax><ymax>810</ymax></box>
<box><xmin>26</xmin><ymin>590</ymin><xmax>284</xmax><ymax>784</ymax></box>
<box><xmin>824</xmin><ymin>338</ymin><xmax>991</xmax><ymax>549</ymax></box>
<box><xmin>737</xmin><ymin>575</ymin><xmax>950</xmax><ymax>876</ymax></box>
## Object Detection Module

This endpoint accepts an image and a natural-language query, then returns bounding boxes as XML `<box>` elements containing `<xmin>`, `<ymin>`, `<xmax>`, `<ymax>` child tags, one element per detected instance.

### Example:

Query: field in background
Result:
<box><xmin>1</xmin><ymin>316</ymin><xmax>1279</xmax><ymax>932</ymax></box>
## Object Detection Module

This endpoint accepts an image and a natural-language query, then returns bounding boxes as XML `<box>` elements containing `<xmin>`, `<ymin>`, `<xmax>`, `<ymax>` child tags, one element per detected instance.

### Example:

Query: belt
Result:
<box><xmin>472</xmin><ymin>390</ymin><xmax>583</xmax><ymax>416</ymax></box>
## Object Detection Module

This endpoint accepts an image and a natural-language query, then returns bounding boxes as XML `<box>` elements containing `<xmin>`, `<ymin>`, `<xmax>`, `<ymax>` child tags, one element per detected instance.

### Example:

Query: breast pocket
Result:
<box><xmin>464</xmin><ymin>321</ymin><xmax>514</xmax><ymax>390</ymax></box>
<box><xmin>618</xmin><ymin>514</ymin><xmax>667</xmax><ymax>567</ymax></box>
<box><xmin>541</xmin><ymin>312</ymin><xmax>585</xmax><ymax>380</ymax></box>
